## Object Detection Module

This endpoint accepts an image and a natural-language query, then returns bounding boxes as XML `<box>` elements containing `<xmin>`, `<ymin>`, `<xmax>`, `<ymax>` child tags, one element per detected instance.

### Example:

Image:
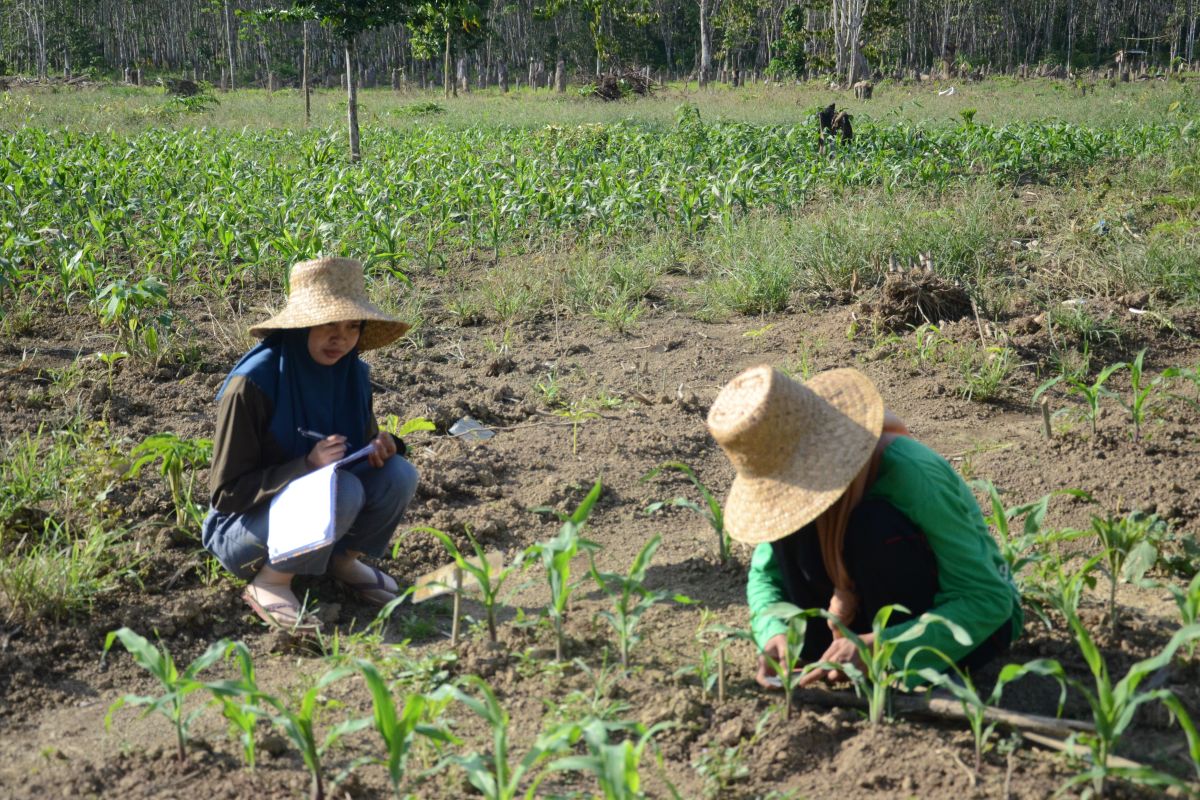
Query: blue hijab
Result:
<box><xmin>217</xmin><ymin>329</ymin><xmax>372</xmax><ymax>459</ymax></box>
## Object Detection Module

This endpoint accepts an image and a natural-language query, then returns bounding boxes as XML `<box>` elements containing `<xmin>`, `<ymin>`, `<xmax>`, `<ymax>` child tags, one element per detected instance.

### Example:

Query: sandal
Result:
<box><xmin>241</xmin><ymin>586</ymin><xmax>323</xmax><ymax>636</ymax></box>
<box><xmin>335</xmin><ymin>563</ymin><xmax>400</xmax><ymax>608</ymax></box>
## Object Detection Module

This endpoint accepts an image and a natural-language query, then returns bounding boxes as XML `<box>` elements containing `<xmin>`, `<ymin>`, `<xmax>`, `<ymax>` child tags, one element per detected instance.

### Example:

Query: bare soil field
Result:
<box><xmin>2</xmin><ymin>264</ymin><xmax>1199</xmax><ymax>799</ymax></box>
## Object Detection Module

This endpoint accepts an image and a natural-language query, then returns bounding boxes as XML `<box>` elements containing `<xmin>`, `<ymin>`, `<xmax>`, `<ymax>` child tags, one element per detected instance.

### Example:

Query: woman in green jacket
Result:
<box><xmin>706</xmin><ymin>365</ymin><xmax>1022</xmax><ymax>688</ymax></box>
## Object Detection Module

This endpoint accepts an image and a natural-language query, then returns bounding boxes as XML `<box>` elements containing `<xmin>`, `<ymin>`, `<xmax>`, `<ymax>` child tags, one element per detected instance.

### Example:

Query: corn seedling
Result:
<box><xmin>760</xmin><ymin>602</ymin><xmax>822</xmax><ymax>720</ymax></box>
<box><xmin>204</xmin><ymin>641</ymin><xmax>263</xmax><ymax>770</ymax></box>
<box><xmin>1035</xmin><ymin>361</ymin><xmax>1125</xmax><ymax>439</ymax></box>
<box><xmin>973</xmin><ymin>479</ymin><xmax>1092</xmax><ymax>588</ymax></box>
<box><xmin>546</xmin><ymin>718</ymin><xmax>672</xmax><ymax>800</ymax></box>
<box><xmin>94</xmin><ymin>350</ymin><xmax>127</xmax><ymax>392</ymax></box>
<box><xmin>1090</xmin><ymin>510</ymin><xmax>1166</xmax><ymax>633</ymax></box>
<box><xmin>127</xmin><ymin>432</ymin><xmax>213</xmax><ymax>527</ymax></box>
<box><xmin>448</xmin><ymin>675</ymin><xmax>577</xmax><ymax>800</ymax></box>
<box><xmin>1003</xmin><ymin>614</ymin><xmax>1200</xmax><ymax>797</ymax></box>
<box><xmin>1114</xmin><ymin>349</ymin><xmax>1159</xmax><ymax>442</ymax></box>
<box><xmin>251</xmin><ymin>667</ymin><xmax>369</xmax><ymax>800</ymax></box>
<box><xmin>909</xmin><ymin>649</ymin><xmax>1028</xmax><ymax>780</ymax></box>
<box><xmin>533</xmin><ymin>479</ymin><xmax>602</xmax><ymax>661</ymax></box>
<box><xmin>641</xmin><ymin>461</ymin><xmax>728</xmax><ymax>564</ymax></box>
<box><xmin>589</xmin><ymin>533</ymin><xmax>670</xmax><ymax>668</ymax></box>
<box><xmin>101</xmin><ymin>627</ymin><xmax>229</xmax><ymax>761</ymax></box>
<box><xmin>823</xmin><ymin>606</ymin><xmax>972</xmax><ymax>725</ymax></box>
<box><xmin>416</xmin><ymin>526</ymin><xmax>523</xmax><ymax>643</ymax></box>
<box><xmin>356</xmin><ymin>659</ymin><xmax>458</xmax><ymax>799</ymax></box>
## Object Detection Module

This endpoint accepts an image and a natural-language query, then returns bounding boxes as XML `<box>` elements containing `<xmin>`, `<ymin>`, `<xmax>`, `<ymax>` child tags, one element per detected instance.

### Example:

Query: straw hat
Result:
<box><xmin>249</xmin><ymin>257</ymin><xmax>411</xmax><ymax>352</ymax></box>
<box><xmin>706</xmin><ymin>365</ymin><xmax>884</xmax><ymax>545</ymax></box>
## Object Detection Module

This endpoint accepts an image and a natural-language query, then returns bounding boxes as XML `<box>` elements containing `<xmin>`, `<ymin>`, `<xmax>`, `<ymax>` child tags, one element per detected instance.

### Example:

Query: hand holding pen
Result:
<box><xmin>300</xmin><ymin>427</ymin><xmax>347</xmax><ymax>469</ymax></box>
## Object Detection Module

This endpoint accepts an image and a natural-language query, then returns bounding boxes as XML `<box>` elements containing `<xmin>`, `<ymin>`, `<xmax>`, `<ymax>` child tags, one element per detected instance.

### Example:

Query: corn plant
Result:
<box><xmin>101</xmin><ymin>628</ymin><xmax>229</xmax><ymax>761</ymax></box>
<box><xmin>1113</xmin><ymin>349</ymin><xmax>1162</xmax><ymax>442</ymax></box>
<box><xmin>641</xmin><ymin>462</ymin><xmax>728</xmax><ymax>564</ymax></box>
<box><xmin>1004</xmin><ymin>613</ymin><xmax>1200</xmax><ymax>797</ymax></box>
<box><xmin>1090</xmin><ymin>510</ymin><xmax>1165</xmax><ymax>633</ymax></box>
<box><xmin>533</xmin><ymin>479</ymin><xmax>602</xmax><ymax>661</ymax></box>
<box><xmin>251</xmin><ymin>667</ymin><xmax>370</xmax><ymax>800</ymax></box>
<box><xmin>589</xmin><ymin>533</ymin><xmax>670</xmax><ymax>668</ymax></box>
<box><xmin>94</xmin><ymin>276</ymin><xmax>173</xmax><ymax>354</ymax></box>
<box><xmin>909</xmin><ymin>650</ymin><xmax>1032</xmax><ymax>780</ymax></box>
<box><xmin>546</xmin><ymin>719</ymin><xmax>672</xmax><ymax>800</ymax></box>
<box><xmin>1034</xmin><ymin>361</ymin><xmax>1126</xmax><ymax>439</ymax></box>
<box><xmin>127</xmin><ymin>432</ymin><xmax>213</xmax><ymax>527</ymax></box>
<box><xmin>447</xmin><ymin>675</ymin><xmax>577</xmax><ymax>800</ymax></box>
<box><xmin>823</xmin><ymin>606</ymin><xmax>972</xmax><ymax>725</ymax></box>
<box><xmin>417</xmin><ymin>526</ymin><xmax>524</xmax><ymax>643</ymax></box>
<box><xmin>760</xmin><ymin>602</ymin><xmax>823</xmax><ymax>720</ymax></box>
<box><xmin>204</xmin><ymin>641</ymin><xmax>263</xmax><ymax>770</ymax></box>
<box><xmin>356</xmin><ymin>660</ymin><xmax>458</xmax><ymax>799</ymax></box>
<box><xmin>972</xmin><ymin>479</ymin><xmax>1092</xmax><ymax>589</ymax></box>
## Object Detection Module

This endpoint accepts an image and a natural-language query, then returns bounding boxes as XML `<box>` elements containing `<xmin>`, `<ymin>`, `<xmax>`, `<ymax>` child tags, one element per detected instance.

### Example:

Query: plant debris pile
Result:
<box><xmin>585</xmin><ymin>69</ymin><xmax>655</xmax><ymax>101</ymax></box>
<box><xmin>864</xmin><ymin>267</ymin><xmax>973</xmax><ymax>331</ymax></box>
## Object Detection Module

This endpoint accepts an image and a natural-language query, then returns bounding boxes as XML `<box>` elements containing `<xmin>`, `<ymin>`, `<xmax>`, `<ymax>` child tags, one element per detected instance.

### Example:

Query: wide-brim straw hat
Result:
<box><xmin>249</xmin><ymin>257</ymin><xmax>411</xmax><ymax>352</ymax></box>
<box><xmin>706</xmin><ymin>365</ymin><xmax>884</xmax><ymax>545</ymax></box>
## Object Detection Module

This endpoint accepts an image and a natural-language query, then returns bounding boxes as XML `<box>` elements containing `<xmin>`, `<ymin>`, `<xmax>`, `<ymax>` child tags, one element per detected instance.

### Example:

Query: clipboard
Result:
<box><xmin>266</xmin><ymin>443</ymin><xmax>376</xmax><ymax>563</ymax></box>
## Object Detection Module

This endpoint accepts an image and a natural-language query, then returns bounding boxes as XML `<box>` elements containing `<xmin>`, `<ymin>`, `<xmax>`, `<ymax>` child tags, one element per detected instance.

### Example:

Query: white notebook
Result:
<box><xmin>267</xmin><ymin>443</ymin><xmax>376</xmax><ymax>564</ymax></box>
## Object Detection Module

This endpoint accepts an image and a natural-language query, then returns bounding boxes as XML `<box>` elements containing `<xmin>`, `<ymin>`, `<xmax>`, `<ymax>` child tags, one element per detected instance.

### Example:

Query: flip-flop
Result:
<box><xmin>336</xmin><ymin>564</ymin><xmax>400</xmax><ymax>608</ymax></box>
<box><xmin>241</xmin><ymin>587</ymin><xmax>323</xmax><ymax>636</ymax></box>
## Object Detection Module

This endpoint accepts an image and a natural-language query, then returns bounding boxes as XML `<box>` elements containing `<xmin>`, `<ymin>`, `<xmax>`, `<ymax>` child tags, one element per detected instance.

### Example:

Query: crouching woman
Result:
<box><xmin>705</xmin><ymin>365</ymin><xmax>1022</xmax><ymax>687</ymax></box>
<box><xmin>202</xmin><ymin>257</ymin><xmax>419</xmax><ymax>634</ymax></box>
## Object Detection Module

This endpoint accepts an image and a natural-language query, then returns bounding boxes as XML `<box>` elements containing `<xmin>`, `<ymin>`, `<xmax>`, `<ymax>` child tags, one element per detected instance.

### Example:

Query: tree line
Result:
<box><xmin>3</xmin><ymin>0</ymin><xmax>1196</xmax><ymax>90</ymax></box>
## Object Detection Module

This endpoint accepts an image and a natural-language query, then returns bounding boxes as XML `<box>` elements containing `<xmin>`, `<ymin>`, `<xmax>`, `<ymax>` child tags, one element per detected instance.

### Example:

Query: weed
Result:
<box><xmin>553</xmin><ymin>402</ymin><xmax>601</xmax><ymax>455</ymax></box>
<box><xmin>382</xmin><ymin>415</ymin><xmax>437</xmax><ymax>439</ymax></box>
<box><xmin>127</xmin><ymin>433</ymin><xmax>213</xmax><ymax>528</ymax></box>
<box><xmin>1089</xmin><ymin>510</ymin><xmax>1166</xmax><ymax>633</ymax></box>
<box><xmin>691</xmin><ymin>710</ymin><xmax>772</xmax><ymax>799</ymax></box>
<box><xmin>101</xmin><ymin>628</ymin><xmax>229</xmax><ymax>761</ymax></box>
<box><xmin>956</xmin><ymin>344</ymin><xmax>1014</xmax><ymax>402</ymax></box>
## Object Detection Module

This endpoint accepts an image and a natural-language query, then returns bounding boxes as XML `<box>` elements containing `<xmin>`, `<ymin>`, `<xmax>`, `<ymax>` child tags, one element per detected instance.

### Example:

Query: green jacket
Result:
<box><xmin>747</xmin><ymin>436</ymin><xmax>1022</xmax><ymax>671</ymax></box>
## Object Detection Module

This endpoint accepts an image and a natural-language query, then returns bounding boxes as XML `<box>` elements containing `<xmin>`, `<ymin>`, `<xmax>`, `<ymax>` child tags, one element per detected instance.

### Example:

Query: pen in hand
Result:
<box><xmin>297</xmin><ymin>427</ymin><xmax>328</xmax><ymax>441</ymax></box>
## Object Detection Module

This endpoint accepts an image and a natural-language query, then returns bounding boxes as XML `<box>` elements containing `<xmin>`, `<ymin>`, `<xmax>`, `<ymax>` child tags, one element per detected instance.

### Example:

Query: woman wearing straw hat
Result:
<box><xmin>202</xmin><ymin>257</ymin><xmax>418</xmax><ymax>634</ymax></box>
<box><xmin>706</xmin><ymin>365</ymin><xmax>1022</xmax><ymax>688</ymax></box>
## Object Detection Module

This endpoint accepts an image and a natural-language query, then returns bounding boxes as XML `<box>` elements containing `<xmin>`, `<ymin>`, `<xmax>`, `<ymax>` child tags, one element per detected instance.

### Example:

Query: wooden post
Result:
<box><xmin>268</xmin><ymin>71</ymin><xmax>276</xmax><ymax>92</ymax></box>
<box><xmin>450</xmin><ymin>567</ymin><xmax>462</xmax><ymax>645</ymax></box>
<box><xmin>302</xmin><ymin>21</ymin><xmax>310</xmax><ymax>126</ymax></box>
<box><xmin>1040</xmin><ymin>398</ymin><xmax>1053</xmax><ymax>439</ymax></box>
<box><xmin>717</xmin><ymin>647</ymin><xmax>726</xmax><ymax>703</ymax></box>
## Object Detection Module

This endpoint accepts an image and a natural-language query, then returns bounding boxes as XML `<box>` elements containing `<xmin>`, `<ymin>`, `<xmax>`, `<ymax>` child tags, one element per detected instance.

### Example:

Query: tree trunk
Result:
<box><xmin>554</xmin><ymin>58</ymin><xmax>565</xmax><ymax>92</ymax></box>
<box><xmin>444</xmin><ymin>25</ymin><xmax>454</xmax><ymax>98</ymax></box>
<box><xmin>345</xmin><ymin>38</ymin><xmax>361</xmax><ymax>163</ymax></box>
<box><xmin>302</xmin><ymin>21</ymin><xmax>310</xmax><ymax>127</ymax></box>
<box><xmin>699</xmin><ymin>0</ymin><xmax>712</xmax><ymax>87</ymax></box>
<box><xmin>224</xmin><ymin>1</ymin><xmax>236</xmax><ymax>90</ymax></box>
<box><xmin>499</xmin><ymin>61</ymin><xmax>509</xmax><ymax>92</ymax></box>
<box><xmin>457</xmin><ymin>56</ymin><xmax>468</xmax><ymax>92</ymax></box>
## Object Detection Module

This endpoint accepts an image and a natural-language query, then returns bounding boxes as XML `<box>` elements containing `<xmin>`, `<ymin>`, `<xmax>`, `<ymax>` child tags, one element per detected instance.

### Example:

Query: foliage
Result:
<box><xmin>589</xmin><ymin>533</ymin><xmax>670</xmax><ymax>668</ymax></box>
<box><xmin>1088</xmin><ymin>510</ymin><xmax>1166</xmax><ymax>633</ymax></box>
<box><xmin>1114</xmin><ymin>348</ymin><xmax>1160</xmax><ymax>442</ymax></box>
<box><xmin>1035</xmin><ymin>360</ymin><xmax>1125</xmax><ymax>439</ymax></box>
<box><xmin>642</xmin><ymin>461</ymin><xmax>728</xmax><ymax>564</ymax></box>
<box><xmin>448</xmin><ymin>675</ymin><xmax>576</xmax><ymax>800</ymax></box>
<box><xmin>101</xmin><ymin>628</ymin><xmax>229</xmax><ymax>761</ymax></box>
<box><xmin>355</xmin><ymin>659</ymin><xmax>458</xmax><ymax>798</ymax></box>
<box><xmin>546</xmin><ymin>718</ymin><xmax>671</xmax><ymax>800</ymax></box>
<box><xmin>532</xmin><ymin>479</ymin><xmax>602</xmax><ymax>660</ymax></box>
<box><xmin>759</xmin><ymin>602</ymin><xmax>821</xmax><ymax>720</ymax></box>
<box><xmin>823</xmin><ymin>605</ymin><xmax>971</xmax><ymax>725</ymax></box>
<box><xmin>127</xmin><ymin>432</ymin><xmax>213</xmax><ymax>528</ymax></box>
<box><xmin>416</xmin><ymin>525</ymin><xmax>525</xmax><ymax>642</ymax></box>
<box><xmin>1003</xmin><ymin>616</ymin><xmax>1200</xmax><ymax>797</ymax></box>
<box><xmin>251</xmin><ymin>667</ymin><xmax>369</xmax><ymax>800</ymax></box>
<box><xmin>204</xmin><ymin>641</ymin><xmax>264</xmax><ymax>770</ymax></box>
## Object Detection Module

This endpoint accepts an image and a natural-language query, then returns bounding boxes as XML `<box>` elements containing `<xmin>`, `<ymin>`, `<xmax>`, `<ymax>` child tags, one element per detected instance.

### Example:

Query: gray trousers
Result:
<box><xmin>202</xmin><ymin>456</ymin><xmax>419</xmax><ymax>580</ymax></box>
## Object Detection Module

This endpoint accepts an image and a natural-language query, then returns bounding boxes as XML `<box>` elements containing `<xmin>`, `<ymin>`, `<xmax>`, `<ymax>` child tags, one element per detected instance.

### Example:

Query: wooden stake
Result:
<box><xmin>450</xmin><ymin>566</ymin><xmax>462</xmax><ymax>645</ymax></box>
<box><xmin>717</xmin><ymin>647</ymin><xmax>726</xmax><ymax>704</ymax></box>
<box><xmin>1040</xmin><ymin>397</ymin><xmax>1052</xmax><ymax>439</ymax></box>
<box><xmin>1022</xmin><ymin>730</ymin><xmax>1145</xmax><ymax>770</ymax></box>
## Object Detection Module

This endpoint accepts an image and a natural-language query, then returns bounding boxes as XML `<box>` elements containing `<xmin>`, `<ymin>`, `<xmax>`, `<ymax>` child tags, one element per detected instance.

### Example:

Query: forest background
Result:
<box><xmin>2</xmin><ymin>0</ymin><xmax>1198</xmax><ymax>97</ymax></box>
